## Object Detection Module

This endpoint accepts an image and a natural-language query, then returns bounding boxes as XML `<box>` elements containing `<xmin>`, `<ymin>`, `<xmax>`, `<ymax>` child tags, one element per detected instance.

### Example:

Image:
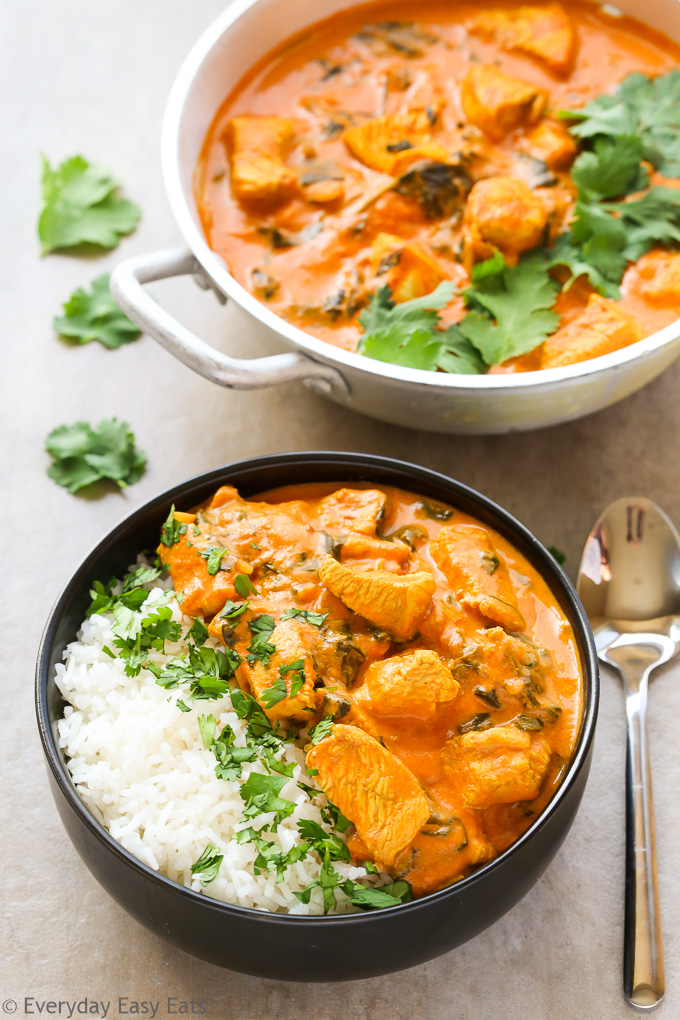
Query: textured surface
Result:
<box><xmin>2</xmin><ymin>1</ymin><xmax>680</xmax><ymax>1017</ymax></box>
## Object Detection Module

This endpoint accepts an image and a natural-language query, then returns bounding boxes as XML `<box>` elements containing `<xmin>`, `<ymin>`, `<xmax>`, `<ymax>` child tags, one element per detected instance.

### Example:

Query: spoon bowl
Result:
<box><xmin>578</xmin><ymin>497</ymin><xmax>680</xmax><ymax>1012</ymax></box>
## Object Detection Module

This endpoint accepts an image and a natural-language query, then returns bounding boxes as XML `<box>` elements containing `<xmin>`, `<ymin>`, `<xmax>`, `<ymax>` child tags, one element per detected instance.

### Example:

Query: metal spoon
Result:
<box><xmin>577</xmin><ymin>497</ymin><xmax>680</xmax><ymax>1011</ymax></box>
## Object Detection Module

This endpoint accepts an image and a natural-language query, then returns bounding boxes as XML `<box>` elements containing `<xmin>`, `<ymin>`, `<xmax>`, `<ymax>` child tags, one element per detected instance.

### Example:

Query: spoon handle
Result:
<box><xmin>624</xmin><ymin>680</ymin><xmax>664</xmax><ymax>1010</ymax></box>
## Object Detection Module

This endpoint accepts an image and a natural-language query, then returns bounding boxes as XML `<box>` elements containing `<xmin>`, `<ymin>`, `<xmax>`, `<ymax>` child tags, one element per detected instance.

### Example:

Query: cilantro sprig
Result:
<box><xmin>551</xmin><ymin>72</ymin><xmax>680</xmax><ymax>295</ymax></box>
<box><xmin>54</xmin><ymin>275</ymin><xmax>141</xmax><ymax>350</ymax></box>
<box><xmin>45</xmin><ymin>418</ymin><xmax>146</xmax><ymax>494</ymax></box>
<box><xmin>561</xmin><ymin>70</ymin><xmax>680</xmax><ymax>176</ymax></box>
<box><xmin>39</xmin><ymin>155</ymin><xmax>141</xmax><ymax>254</ymax></box>
<box><xmin>454</xmin><ymin>252</ymin><xmax>560</xmax><ymax>366</ymax></box>
<box><xmin>357</xmin><ymin>283</ymin><xmax>485</xmax><ymax>374</ymax></box>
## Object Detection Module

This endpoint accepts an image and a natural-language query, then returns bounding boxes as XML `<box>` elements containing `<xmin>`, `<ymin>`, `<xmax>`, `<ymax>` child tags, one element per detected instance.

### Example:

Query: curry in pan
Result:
<box><xmin>196</xmin><ymin>0</ymin><xmax>680</xmax><ymax>376</ymax></box>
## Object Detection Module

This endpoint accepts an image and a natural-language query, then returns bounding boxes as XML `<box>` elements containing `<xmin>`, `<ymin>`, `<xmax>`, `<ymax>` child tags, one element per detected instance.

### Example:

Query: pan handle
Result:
<box><xmin>110</xmin><ymin>248</ymin><xmax>350</xmax><ymax>397</ymax></box>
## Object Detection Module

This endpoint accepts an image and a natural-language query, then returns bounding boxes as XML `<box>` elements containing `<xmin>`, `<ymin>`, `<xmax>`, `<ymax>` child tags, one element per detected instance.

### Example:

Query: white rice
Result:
<box><xmin>55</xmin><ymin>573</ymin><xmax>377</xmax><ymax>915</ymax></box>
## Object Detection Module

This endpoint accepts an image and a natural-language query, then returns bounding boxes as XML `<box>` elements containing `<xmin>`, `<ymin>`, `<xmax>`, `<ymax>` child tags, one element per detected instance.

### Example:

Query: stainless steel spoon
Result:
<box><xmin>577</xmin><ymin>497</ymin><xmax>680</xmax><ymax>1012</ymax></box>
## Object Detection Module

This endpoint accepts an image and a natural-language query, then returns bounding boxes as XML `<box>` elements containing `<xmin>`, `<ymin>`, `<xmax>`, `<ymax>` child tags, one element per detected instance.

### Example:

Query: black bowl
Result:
<box><xmin>36</xmin><ymin>452</ymin><xmax>599</xmax><ymax>981</ymax></box>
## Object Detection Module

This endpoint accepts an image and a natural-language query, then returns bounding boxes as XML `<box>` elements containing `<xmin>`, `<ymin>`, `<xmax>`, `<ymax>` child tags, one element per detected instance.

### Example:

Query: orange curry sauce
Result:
<box><xmin>195</xmin><ymin>1</ymin><xmax>680</xmax><ymax>373</ymax></box>
<box><xmin>159</xmin><ymin>482</ymin><xmax>582</xmax><ymax>897</ymax></box>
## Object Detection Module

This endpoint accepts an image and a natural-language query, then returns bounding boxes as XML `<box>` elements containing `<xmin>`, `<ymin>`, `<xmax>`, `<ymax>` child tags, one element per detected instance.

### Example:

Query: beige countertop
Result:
<box><xmin>3</xmin><ymin>2</ymin><xmax>680</xmax><ymax>1017</ymax></box>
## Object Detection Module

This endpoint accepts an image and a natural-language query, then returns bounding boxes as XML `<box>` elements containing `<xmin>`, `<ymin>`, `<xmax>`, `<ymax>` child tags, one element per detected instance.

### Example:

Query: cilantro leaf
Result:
<box><xmin>39</xmin><ymin>155</ymin><xmax>141</xmax><ymax>254</ymax></box>
<box><xmin>160</xmin><ymin>506</ymin><xmax>187</xmax><ymax>547</ymax></box>
<box><xmin>191</xmin><ymin>844</ymin><xmax>223</xmax><ymax>885</ymax></box>
<box><xmin>458</xmin><ymin>254</ymin><xmax>560</xmax><ymax>365</ymax></box>
<box><xmin>344</xmin><ymin>879</ymin><xmax>412</xmax><ymax>909</ymax></box>
<box><xmin>230</xmin><ymin>688</ymin><xmax>276</xmax><ymax>739</ymax></box>
<box><xmin>359</xmin><ymin>325</ymin><xmax>445</xmax><ymax>371</ymax></box>
<box><xmin>297</xmin><ymin>819</ymin><xmax>351</xmax><ymax>863</ymax></box>
<box><xmin>570</xmin><ymin>135</ymin><xmax>648</xmax><ymax>200</ymax></box>
<box><xmin>45</xmin><ymin>418</ymin><xmax>146</xmax><ymax>494</ymax></box>
<box><xmin>235</xmin><ymin>573</ymin><xmax>257</xmax><ymax>598</ymax></box>
<box><xmin>240</xmin><ymin>772</ymin><xmax>295</xmax><ymax>824</ymax></box>
<box><xmin>280</xmin><ymin>607</ymin><xmax>328</xmax><ymax>626</ymax></box>
<box><xmin>261</xmin><ymin>658</ymin><xmax>306</xmax><ymax>709</ymax></box>
<box><xmin>356</xmin><ymin>281</ymin><xmax>485</xmax><ymax>375</ymax></box>
<box><xmin>219</xmin><ymin>599</ymin><xmax>251</xmax><ymax>621</ymax></box>
<box><xmin>609</xmin><ymin>186</ymin><xmax>680</xmax><ymax>262</ymax></box>
<box><xmin>358</xmin><ymin>281</ymin><xmax>455</xmax><ymax>336</ymax></box>
<box><xmin>122</xmin><ymin>565</ymin><xmax>161</xmax><ymax>591</ymax></box>
<box><xmin>563</xmin><ymin>70</ymin><xmax>680</xmax><ymax>176</ymax></box>
<box><xmin>247</xmin><ymin>615</ymin><xmax>276</xmax><ymax>666</ymax></box>
<box><xmin>53</xmin><ymin>275</ymin><xmax>141</xmax><ymax>350</ymax></box>
<box><xmin>201</xmin><ymin>546</ymin><xmax>229</xmax><ymax>575</ymax></box>
<box><xmin>308</xmin><ymin>716</ymin><xmax>334</xmax><ymax>745</ymax></box>
<box><xmin>187</xmin><ymin>617</ymin><xmax>209</xmax><ymax>646</ymax></box>
<box><xmin>260</xmin><ymin>673</ymin><xmax>289</xmax><ymax>710</ymax></box>
<box><xmin>320</xmin><ymin>800</ymin><xmax>353</xmax><ymax>834</ymax></box>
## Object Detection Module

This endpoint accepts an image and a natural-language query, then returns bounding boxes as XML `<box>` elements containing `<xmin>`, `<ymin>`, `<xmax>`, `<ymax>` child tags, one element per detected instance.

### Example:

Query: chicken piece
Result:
<box><xmin>226</xmin><ymin>116</ymin><xmax>297</xmax><ymax>205</ymax></box>
<box><xmin>519</xmin><ymin>120</ymin><xmax>578</xmax><ymax>170</ymax></box>
<box><xmin>370</xmin><ymin>232</ymin><xmax>451</xmax><ymax>303</ymax></box>
<box><xmin>468</xmin><ymin>3</ymin><xmax>575</xmax><ymax>75</ymax></box>
<box><xmin>442</xmin><ymin>725</ymin><xmax>551</xmax><ymax>809</ymax></box>
<box><xmin>460</xmin><ymin>65</ymin><xmax>547</xmax><ymax>143</ymax></box>
<box><xmin>363</xmin><ymin>649</ymin><xmax>460</xmax><ymax>719</ymax></box>
<box><xmin>317</xmin><ymin>488</ymin><xmax>387</xmax><ymax>536</ymax></box>
<box><xmin>306</xmin><ymin>724</ymin><xmax>430</xmax><ymax>866</ymax></box>
<box><xmin>158</xmin><ymin>521</ymin><xmax>252</xmax><ymax>619</ymax></box>
<box><xmin>431</xmin><ymin>525</ymin><xmax>524</xmax><ymax>631</ymax></box>
<box><xmin>235</xmin><ymin>618</ymin><xmax>320</xmax><ymax>725</ymax></box>
<box><xmin>343</xmin><ymin>110</ymin><xmax>437</xmax><ymax>173</ymax></box>
<box><xmin>459</xmin><ymin>627</ymin><xmax>550</xmax><ymax>697</ymax></box>
<box><xmin>636</xmin><ymin>251</ymin><xmax>680</xmax><ymax>305</ymax></box>
<box><xmin>340</xmin><ymin>532</ymin><xmax>410</xmax><ymax>566</ymax></box>
<box><xmin>463</xmin><ymin>176</ymin><xmax>549</xmax><ymax>267</ymax></box>
<box><xmin>318</xmin><ymin>555</ymin><xmax>436</xmax><ymax>642</ymax></box>
<box><xmin>541</xmin><ymin>293</ymin><xmax>644</xmax><ymax>369</ymax></box>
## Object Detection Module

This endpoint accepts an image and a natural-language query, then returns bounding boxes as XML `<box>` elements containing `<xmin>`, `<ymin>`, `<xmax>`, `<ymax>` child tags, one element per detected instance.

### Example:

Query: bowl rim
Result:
<box><xmin>161</xmin><ymin>0</ymin><xmax>680</xmax><ymax>392</ymax></box>
<box><xmin>35</xmin><ymin>451</ymin><xmax>599</xmax><ymax>926</ymax></box>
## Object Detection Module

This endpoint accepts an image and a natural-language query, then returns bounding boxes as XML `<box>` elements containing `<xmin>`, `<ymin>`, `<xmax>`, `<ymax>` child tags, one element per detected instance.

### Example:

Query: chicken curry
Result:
<box><xmin>196</xmin><ymin>0</ymin><xmax>680</xmax><ymax>376</ymax></box>
<box><xmin>159</xmin><ymin>482</ymin><xmax>583</xmax><ymax>897</ymax></box>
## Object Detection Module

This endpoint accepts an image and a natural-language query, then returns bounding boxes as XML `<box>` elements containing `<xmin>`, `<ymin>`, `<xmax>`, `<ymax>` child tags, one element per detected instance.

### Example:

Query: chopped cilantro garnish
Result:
<box><xmin>260</xmin><ymin>658</ymin><xmax>306</xmax><ymax>709</ymax></box>
<box><xmin>201</xmin><ymin>546</ymin><xmax>229</xmax><ymax>575</ymax></box>
<box><xmin>308</xmin><ymin>716</ymin><xmax>334</xmax><ymax>745</ymax></box>
<box><xmin>45</xmin><ymin>418</ymin><xmax>146</xmax><ymax>494</ymax></box>
<box><xmin>53</xmin><ymin>274</ymin><xmax>141</xmax><ymax>350</ymax></box>
<box><xmin>219</xmin><ymin>599</ymin><xmax>250</xmax><ymax>621</ymax></box>
<box><xmin>176</xmin><ymin>699</ymin><xmax>191</xmax><ymax>713</ymax></box>
<box><xmin>246</xmin><ymin>614</ymin><xmax>276</xmax><ymax>666</ymax></box>
<box><xmin>235</xmin><ymin>573</ymin><xmax>257</xmax><ymax>597</ymax></box>
<box><xmin>230</xmin><ymin>689</ymin><xmax>275</xmax><ymax>739</ymax></box>
<box><xmin>38</xmin><ymin>154</ymin><xmax>141</xmax><ymax>255</ymax></box>
<box><xmin>320</xmin><ymin>800</ymin><xmax>352</xmax><ymax>833</ymax></box>
<box><xmin>297</xmin><ymin>819</ymin><xmax>351</xmax><ymax>863</ymax></box>
<box><xmin>239</xmin><ymin>772</ymin><xmax>295</xmax><ymax>825</ymax></box>
<box><xmin>280</xmin><ymin>607</ymin><xmax>329</xmax><ymax>627</ymax></box>
<box><xmin>151</xmin><ymin>643</ymin><xmax>240</xmax><ymax>699</ymax></box>
<box><xmin>190</xmin><ymin>844</ymin><xmax>223</xmax><ymax>885</ymax></box>
<box><xmin>160</xmin><ymin>505</ymin><xmax>187</xmax><ymax>547</ymax></box>
<box><xmin>122</xmin><ymin>564</ymin><xmax>161</xmax><ymax>591</ymax></box>
<box><xmin>110</xmin><ymin>603</ymin><xmax>182</xmax><ymax>677</ymax></box>
<box><xmin>187</xmin><ymin>617</ymin><xmax>209</xmax><ymax>646</ymax></box>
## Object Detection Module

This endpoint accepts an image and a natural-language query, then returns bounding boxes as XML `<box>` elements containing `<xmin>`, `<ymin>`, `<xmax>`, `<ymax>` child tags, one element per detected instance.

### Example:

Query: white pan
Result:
<box><xmin>110</xmin><ymin>0</ymin><xmax>680</xmax><ymax>434</ymax></box>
